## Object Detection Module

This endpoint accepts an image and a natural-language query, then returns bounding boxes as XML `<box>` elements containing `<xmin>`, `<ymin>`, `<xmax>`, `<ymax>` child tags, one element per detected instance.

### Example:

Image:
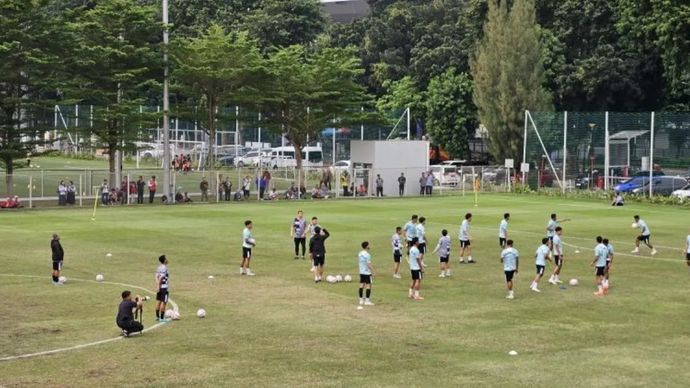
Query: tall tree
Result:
<box><xmin>425</xmin><ymin>69</ymin><xmax>475</xmax><ymax>159</ymax></box>
<box><xmin>171</xmin><ymin>24</ymin><xmax>265</xmax><ymax>168</ymax></box>
<box><xmin>0</xmin><ymin>0</ymin><xmax>67</xmax><ymax>195</ymax></box>
<box><xmin>168</xmin><ymin>0</ymin><xmax>258</xmax><ymax>38</ymax></box>
<box><xmin>261</xmin><ymin>45</ymin><xmax>369</xmax><ymax>176</ymax></box>
<box><xmin>375</xmin><ymin>76</ymin><xmax>424</xmax><ymax>139</ymax></box>
<box><xmin>471</xmin><ymin>0</ymin><xmax>551</xmax><ymax>162</ymax></box>
<box><xmin>67</xmin><ymin>0</ymin><xmax>161</xmax><ymax>185</ymax></box>
<box><xmin>244</xmin><ymin>0</ymin><xmax>326</xmax><ymax>50</ymax></box>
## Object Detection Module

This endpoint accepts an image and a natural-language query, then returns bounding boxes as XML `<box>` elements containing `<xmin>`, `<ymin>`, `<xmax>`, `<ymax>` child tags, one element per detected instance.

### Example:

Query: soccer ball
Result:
<box><xmin>326</xmin><ymin>275</ymin><xmax>337</xmax><ymax>283</ymax></box>
<box><xmin>335</xmin><ymin>274</ymin><xmax>343</xmax><ymax>282</ymax></box>
<box><xmin>165</xmin><ymin>309</ymin><xmax>174</xmax><ymax>319</ymax></box>
<box><xmin>344</xmin><ymin>274</ymin><xmax>352</xmax><ymax>282</ymax></box>
<box><xmin>58</xmin><ymin>276</ymin><xmax>66</xmax><ymax>283</ymax></box>
<box><xmin>631</xmin><ymin>222</ymin><xmax>638</xmax><ymax>229</ymax></box>
<box><xmin>196</xmin><ymin>308</ymin><xmax>206</xmax><ymax>318</ymax></box>
<box><xmin>569</xmin><ymin>278</ymin><xmax>579</xmax><ymax>286</ymax></box>
<box><xmin>248</xmin><ymin>238</ymin><xmax>256</xmax><ymax>245</ymax></box>
<box><xmin>96</xmin><ymin>274</ymin><xmax>104</xmax><ymax>282</ymax></box>
<box><xmin>171</xmin><ymin>310</ymin><xmax>181</xmax><ymax>320</ymax></box>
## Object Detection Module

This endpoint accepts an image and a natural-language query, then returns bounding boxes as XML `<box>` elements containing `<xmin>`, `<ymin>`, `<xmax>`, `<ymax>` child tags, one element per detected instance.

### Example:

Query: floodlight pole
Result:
<box><xmin>649</xmin><ymin>112</ymin><xmax>655</xmax><ymax>197</ymax></box>
<box><xmin>604</xmin><ymin>112</ymin><xmax>609</xmax><ymax>191</ymax></box>
<box><xmin>162</xmin><ymin>0</ymin><xmax>172</xmax><ymax>204</ymax></box>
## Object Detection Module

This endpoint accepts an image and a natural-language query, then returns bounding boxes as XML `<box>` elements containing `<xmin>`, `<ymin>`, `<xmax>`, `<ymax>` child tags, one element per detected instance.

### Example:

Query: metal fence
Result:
<box><xmin>523</xmin><ymin>111</ymin><xmax>690</xmax><ymax>195</ymax></box>
<box><xmin>1</xmin><ymin>164</ymin><xmax>510</xmax><ymax>208</ymax></box>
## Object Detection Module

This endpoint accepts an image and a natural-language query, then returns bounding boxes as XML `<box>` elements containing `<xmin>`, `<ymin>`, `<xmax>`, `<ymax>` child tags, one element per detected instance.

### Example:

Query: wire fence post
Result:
<box><xmin>29</xmin><ymin>176</ymin><xmax>33</xmax><ymax>209</ymax></box>
<box><xmin>604</xmin><ymin>111</ymin><xmax>609</xmax><ymax>191</ymax></box>
<box><xmin>562</xmin><ymin>111</ymin><xmax>567</xmax><ymax>194</ymax></box>
<box><xmin>78</xmin><ymin>174</ymin><xmax>83</xmax><ymax>207</ymax></box>
<box><xmin>649</xmin><ymin>111</ymin><xmax>655</xmax><ymax>197</ymax></box>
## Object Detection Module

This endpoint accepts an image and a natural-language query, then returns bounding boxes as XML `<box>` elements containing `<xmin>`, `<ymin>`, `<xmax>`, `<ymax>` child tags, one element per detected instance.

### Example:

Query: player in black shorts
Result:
<box><xmin>51</xmin><ymin>233</ymin><xmax>64</xmax><ymax>285</ymax></box>
<box><xmin>309</xmin><ymin>226</ymin><xmax>330</xmax><ymax>283</ymax></box>
<box><xmin>155</xmin><ymin>255</ymin><xmax>170</xmax><ymax>322</ymax></box>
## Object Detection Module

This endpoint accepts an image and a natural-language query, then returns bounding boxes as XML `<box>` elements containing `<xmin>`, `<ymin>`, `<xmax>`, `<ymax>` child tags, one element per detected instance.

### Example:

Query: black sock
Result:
<box><xmin>366</xmin><ymin>289</ymin><xmax>371</xmax><ymax>298</ymax></box>
<box><xmin>358</xmin><ymin>288</ymin><xmax>363</xmax><ymax>298</ymax></box>
<box><xmin>52</xmin><ymin>275</ymin><xmax>58</xmax><ymax>282</ymax></box>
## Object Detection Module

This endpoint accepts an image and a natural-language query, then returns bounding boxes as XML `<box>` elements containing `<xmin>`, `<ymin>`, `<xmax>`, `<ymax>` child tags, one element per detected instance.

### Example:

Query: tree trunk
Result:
<box><xmin>205</xmin><ymin>98</ymin><xmax>216</xmax><ymax>169</ymax></box>
<box><xmin>108</xmin><ymin>144</ymin><xmax>117</xmax><ymax>188</ymax></box>
<box><xmin>4</xmin><ymin>159</ymin><xmax>13</xmax><ymax>197</ymax></box>
<box><xmin>293</xmin><ymin>140</ymin><xmax>304</xmax><ymax>186</ymax></box>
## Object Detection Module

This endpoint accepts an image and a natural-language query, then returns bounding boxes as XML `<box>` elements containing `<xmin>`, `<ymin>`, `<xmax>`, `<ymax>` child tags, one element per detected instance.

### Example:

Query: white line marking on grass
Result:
<box><xmin>0</xmin><ymin>274</ymin><xmax>177</xmax><ymax>362</ymax></box>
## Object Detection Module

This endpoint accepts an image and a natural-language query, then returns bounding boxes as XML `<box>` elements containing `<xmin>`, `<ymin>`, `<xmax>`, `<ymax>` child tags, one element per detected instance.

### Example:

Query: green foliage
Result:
<box><xmin>66</xmin><ymin>0</ymin><xmax>162</xmax><ymax>183</ymax></box>
<box><xmin>244</xmin><ymin>0</ymin><xmax>326</xmax><ymax>50</ymax></box>
<box><xmin>425</xmin><ymin>69</ymin><xmax>475</xmax><ymax>159</ymax></box>
<box><xmin>171</xmin><ymin>25</ymin><xmax>265</xmax><ymax>167</ymax></box>
<box><xmin>0</xmin><ymin>0</ymin><xmax>68</xmax><ymax>195</ymax></box>
<box><xmin>375</xmin><ymin>76</ymin><xmax>424</xmax><ymax>135</ymax></box>
<box><xmin>260</xmin><ymin>45</ymin><xmax>369</xmax><ymax>170</ymax></box>
<box><xmin>472</xmin><ymin>0</ymin><xmax>552</xmax><ymax>162</ymax></box>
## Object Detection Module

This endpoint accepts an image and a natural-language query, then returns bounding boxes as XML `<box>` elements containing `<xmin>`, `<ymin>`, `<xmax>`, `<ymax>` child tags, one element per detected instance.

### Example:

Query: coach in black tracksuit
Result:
<box><xmin>116</xmin><ymin>290</ymin><xmax>144</xmax><ymax>337</ymax></box>
<box><xmin>309</xmin><ymin>227</ymin><xmax>330</xmax><ymax>283</ymax></box>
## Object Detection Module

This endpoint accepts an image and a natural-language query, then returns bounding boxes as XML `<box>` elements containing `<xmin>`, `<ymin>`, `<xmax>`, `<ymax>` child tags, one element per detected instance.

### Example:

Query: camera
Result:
<box><xmin>134</xmin><ymin>295</ymin><xmax>150</xmax><ymax>303</ymax></box>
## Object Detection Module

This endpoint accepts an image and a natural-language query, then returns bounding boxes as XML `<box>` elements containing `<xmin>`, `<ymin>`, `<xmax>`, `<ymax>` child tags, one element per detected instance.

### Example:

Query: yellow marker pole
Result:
<box><xmin>91</xmin><ymin>189</ymin><xmax>98</xmax><ymax>221</ymax></box>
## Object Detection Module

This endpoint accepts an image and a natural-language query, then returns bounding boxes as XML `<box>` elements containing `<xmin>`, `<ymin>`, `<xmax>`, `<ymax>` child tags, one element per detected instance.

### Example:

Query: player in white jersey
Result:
<box><xmin>498</xmin><ymin>213</ymin><xmax>510</xmax><ymax>248</ymax></box>
<box><xmin>548</xmin><ymin>227</ymin><xmax>564</xmax><ymax>285</ymax></box>
<box><xmin>500</xmin><ymin>240</ymin><xmax>519</xmax><ymax>299</ymax></box>
<box><xmin>308</xmin><ymin>217</ymin><xmax>321</xmax><ymax>271</ymax></box>
<box><xmin>530</xmin><ymin>238</ymin><xmax>551</xmax><ymax>292</ymax></box>
<box><xmin>155</xmin><ymin>255</ymin><xmax>170</xmax><ymax>322</ymax></box>
<box><xmin>358</xmin><ymin>241</ymin><xmax>376</xmax><ymax>306</ymax></box>
<box><xmin>592</xmin><ymin>236</ymin><xmax>608</xmax><ymax>296</ymax></box>
<box><xmin>433</xmin><ymin>229</ymin><xmax>452</xmax><ymax>277</ymax></box>
<box><xmin>291</xmin><ymin>210</ymin><xmax>307</xmax><ymax>260</ymax></box>
<box><xmin>240</xmin><ymin>220</ymin><xmax>256</xmax><ymax>276</ymax></box>
<box><xmin>408</xmin><ymin>238</ymin><xmax>424</xmax><ymax>300</ymax></box>
<box><xmin>684</xmin><ymin>233</ymin><xmax>690</xmax><ymax>271</ymax></box>
<box><xmin>632</xmin><ymin>215</ymin><xmax>657</xmax><ymax>255</ymax></box>
<box><xmin>458</xmin><ymin>213</ymin><xmax>474</xmax><ymax>263</ymax></box>
<box><xmin>392</xmin><ymin>226</ymin><xmax>403</xmax><ymax>279</ymax></box>
<box><xmin>403</xmin><ymin>215</ymin><xmax>418</xmax><ymax>254</ymax></box>
<box><xmin>416</xmin><ymin>217</ymin><xmax>428</xmax><ymax>267</ymax></box>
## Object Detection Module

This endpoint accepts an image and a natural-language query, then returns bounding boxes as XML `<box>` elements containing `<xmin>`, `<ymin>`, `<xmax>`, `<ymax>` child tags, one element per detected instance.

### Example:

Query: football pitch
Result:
<box><xmin>1</xmin><ymin>194</ymin><xmax>689</xmax><ymax>387</ymax></box>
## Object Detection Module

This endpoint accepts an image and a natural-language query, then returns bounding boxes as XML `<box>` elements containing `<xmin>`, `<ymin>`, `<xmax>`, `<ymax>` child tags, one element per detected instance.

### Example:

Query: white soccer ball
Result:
<box><xmin>326</xmin><ymin>275</ymin><xmax>337</xmax><ymax>283</ymax></box>
<box><xmin>508</xmin><ymin>350</ymin><xmax>518</xmax><ymax>356</ymax></box>
<box><xmin>164</xmin><ymin>309</ymin><xmax>174</xmax><ymax>319</ymax></box>
<box><xmin>208</xmin><ymin>275</ymin><xmax>215</xmax><ymax>280</ymax></box>
<box><xmin>196</xmin><ymin>308</ymin><xmax>206</xmax><ymax>318</ymax></box>
<box><xmin>171</xmin><ymin>310</ymin><xmax>181</xmax><ymax>320</ymax></box>
<box><xmin>96</xmin><ymin>274</ymin><xmax>104</xmax><ymax>282</ymax></box>
<box><xmin>569</xmin><ymin>278</ymin><xmax>579</xmax><ymax>286</ymax></box>
<box><xmin>58</xmin><ymin>276</ymin><xmax>66</xmax><ymax>283</ymax></box>
<box><xmin>248</xmin><ymin>238</ymin><xmax>256</xmax><ymax>245</ymax></box>
<box><xmin>335</xmin><ymin>274</ymin><xmax>343</xmax><ymax>282</ymax></box>
<box><xmin>344</xmin><ymin>274</ymin><xmax>352</xmax><ymax>282</ymax></box>
<box><xmin>631</xmin><ymin>222</ymin><xmax>638</xmax><ymax>229</ymax></box>
<box><xmin>106</xmin><ymin>253</ymin><xmax>112</xmax><ymax>257</ymax></box>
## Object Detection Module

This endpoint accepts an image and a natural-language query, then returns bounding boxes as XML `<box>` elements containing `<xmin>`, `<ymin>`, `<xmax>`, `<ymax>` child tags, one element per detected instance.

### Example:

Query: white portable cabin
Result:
<box><xmin>350</xmin><ymin>140</ymin><xmax>429</xmax><ymax>197</ymax></box>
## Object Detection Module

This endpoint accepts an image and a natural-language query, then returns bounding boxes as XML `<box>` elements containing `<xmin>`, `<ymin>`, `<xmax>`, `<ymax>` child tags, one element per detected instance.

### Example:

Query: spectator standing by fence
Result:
<box><xmin>148</xmin><ymin>176</ymin><xmax>157</xmax><ymax>203</ymax></box>
<box><xmin>425</xmin><ymin>172</ymin><xmax>434</xmax><ymax>196</ymax></box>
<box><xmin>376</xmin><ymin>174</ymin><xmax>384</xmax><ymax>197</ymax></box>
<box><xmin>419</xmin><ymin>173</ymin><xmax>426</xmax><ymax>196</ymax></box>
<box><xmin>100</xmin><ymin>179</ymin><xmax>109</xmax><ymax>205</ymax></box>
<box><xmin>136</xmin><ymin>176</ymin><xmax>145</xmax><ymax>204</ymax></box>
<box><xmin>57</xmin><ymin>181</ymin><xmax>67</xmax><ymax>206</ymax></box>
<box><xmin>67</xmin><ymin>181</ymin><xmax>76</xmax><ymax>205</ymax></box>
<box><xmin>243</xmin><ymin>175</ymin><xmax>251</xmax><ymax>199</ymax></box>
<box><xmin>200</xmin><ymin>177</ymin><xmax>209</xmax><ymax>202</ymax></box>
<box><xmin>398</xmin><ymin>173</ymin><xmax>406</xmax><ymax>196</ymax></box>
<box><xmin>341</xmin><ymin>171</ymin><xmax>349</xmax><ymax>196</ymax></box>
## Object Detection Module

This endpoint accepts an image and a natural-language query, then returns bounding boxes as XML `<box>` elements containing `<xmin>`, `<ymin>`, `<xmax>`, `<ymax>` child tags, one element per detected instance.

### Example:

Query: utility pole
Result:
<box><xmin>162</xmin><ymin>0</ymin><xmax>172</xmax><ymax>203</ymax></box>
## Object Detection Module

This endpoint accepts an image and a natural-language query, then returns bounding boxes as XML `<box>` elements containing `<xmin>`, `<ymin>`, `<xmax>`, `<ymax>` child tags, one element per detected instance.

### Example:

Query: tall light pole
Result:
<box><xmin>162</xmin><ymin>0</ymin><xmax>172</xmax><ymax>203</ymax></box>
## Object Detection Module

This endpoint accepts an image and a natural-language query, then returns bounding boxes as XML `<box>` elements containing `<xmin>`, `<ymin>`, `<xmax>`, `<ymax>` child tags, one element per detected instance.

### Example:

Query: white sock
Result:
<box><xmin>408</xmin><ymin>288</ymin><xmax>413</xmax><ymax>295</ymax></box>
<box><xmin>530</xmin><ymin>282</ymin><xmax>536</xmax><ymax>288</ymax></box>
<box><xmin>468</xmin><ymin>256</ymin><xmax>473</xmax><ymax>261</ymax></box>
<box><xmin>414</xmin><ymin>290</ymin><xmax>419</xmax><ymax>297</ymax></box>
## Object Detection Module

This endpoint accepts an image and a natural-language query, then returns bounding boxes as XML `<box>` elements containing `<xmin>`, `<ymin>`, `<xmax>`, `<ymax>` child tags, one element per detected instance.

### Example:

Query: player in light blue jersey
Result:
<box><xmin>403</xmin><ymin>215</ymin><xmax>418</xmax><ymax>254</ymax></box>
<box><xmin>416</xmin><ymin>217</ymin><xmax>428</xmax><ymax>268</ymax></box>
<box><xmin>592</xmin><ymin>236</ymin><xmax>608</xmax><ymax>296</ymax></box>
<box><xmin>500</xmin><ymin>240</ymin><xmax>519</xmax><ymax>299</ymax></box>
<box><xmin>548</xmin><ymin>227</ymin><xmax>565</xmax><ymax>285</ymax></box>
<box><xmin>530</xmin><ymin>237</ymin><xmax>551</xmax><ymax>293</ymax></box>
<box><xmin>240</xmin><ymin>220</ymin><xmax>256</xmax><ymax>276</ymax></box>
<box><xmin>392</xmin><ymin>226</ymin><xmax>403</xmax><ymax>279</ymax></box>
<box><xmin>433</xmin><ymin>229</ymin><xmax>452</xmax><ymax>277</ymax></box>
<box><xmin>408</xmin><ymin>238</ymin><xmax>424</xmax><ymax>300</ymax></box>
<box><xmin>498</xmin><ymin>213</ymin><xmax>510</xmax><ymax>248</ymax></box>
<box><xmin>358</xmin><ymin>241</ymin><xmax>376</xmax><ymax>306</ymax></box>
<box><xmin>546</xmin><ymin>213</ymin><xmax>570</xmax><ymax>252</ymax></box>
<box><xmin>603</xmin><ymin>238</ymin><xmax>613</xmax><ymax>293</ymax></box>
<box><xmin>632</xmin><ymin>215</ymin><xmax>657</xmax><ymax>255</ymax></box>
<box><xmin>458</xmin><ymin>213</ymin><xmax>474</xmax><ymax>263</ymax></box>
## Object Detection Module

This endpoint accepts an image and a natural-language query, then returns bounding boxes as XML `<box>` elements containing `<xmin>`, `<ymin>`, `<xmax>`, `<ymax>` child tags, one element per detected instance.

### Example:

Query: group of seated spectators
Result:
<box><xmin>0</xmin><ymin>196</ymin><xmax>23</xmax><ymax>209</ymax></box>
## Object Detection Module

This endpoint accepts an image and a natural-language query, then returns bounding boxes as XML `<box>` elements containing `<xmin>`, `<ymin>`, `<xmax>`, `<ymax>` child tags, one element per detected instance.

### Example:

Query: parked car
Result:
<box><xmin>630</xmin><ymin>176</ymin><xmax>687</xmax><ymax>196</ymax></box>
<box><xmin>234</xmin><ymin>150</ymin><xmax>268</xmax><ymax>167</ymax></box>
<box><xmin>614</xmin><ymin>176</ymin><xmax>650</xmax><ymax>193</ymax></box>
<box><xmin>671</xmin><ymin>183</ymin><xmax>690</xmax><ymax>200</ymax></box>
<box><xmin>430</xmin><ymin>165</ymin><xmax>460</xmax><ymax>186</ymax></box>
<box><xmin>216</xmin><ymin>155</ymin><xmax>237</xmax><ymax>167</ymax></box>
<box><xmin>439</xmin><ymin>160</ymin><xmax>467</xmax><ymax>167</ymax></box>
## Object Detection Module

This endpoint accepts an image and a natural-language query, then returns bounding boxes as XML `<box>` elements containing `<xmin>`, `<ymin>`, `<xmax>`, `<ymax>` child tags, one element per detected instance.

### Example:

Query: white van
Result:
<box><xmin>266</xmin><ymin>145</ymin><xmax>323</xmax><ymax>169</ymax></box>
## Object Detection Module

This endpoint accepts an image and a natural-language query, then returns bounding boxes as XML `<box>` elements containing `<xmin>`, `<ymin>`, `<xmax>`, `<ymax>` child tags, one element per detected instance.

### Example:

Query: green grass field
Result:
<box><xmin>1</xmin><ymin>194</ymin><xmax>689</xmax><ymax>387</ymax></box>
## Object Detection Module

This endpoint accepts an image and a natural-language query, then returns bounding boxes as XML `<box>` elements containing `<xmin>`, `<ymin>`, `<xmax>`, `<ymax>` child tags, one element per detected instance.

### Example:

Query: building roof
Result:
<box><xmin>609</xmin><ymin>130</ymin><xmax>649</xmax><ymax>142</ymax></box>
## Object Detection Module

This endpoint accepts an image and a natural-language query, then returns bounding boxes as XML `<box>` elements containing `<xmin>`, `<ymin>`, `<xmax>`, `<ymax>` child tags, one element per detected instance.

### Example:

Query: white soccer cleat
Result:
<box><xmin>548</xmin><ymin>279</ymin><xmax>557</xmax><ymax>285</ymax></box>
<box><xmin>555</xmin><ymin>278</ymin><xmax>563</xmax><ymax>284</ymax></box>
<box><xmin>358</xmin><ymin>299</ymin><xmax>364</xmax><ymax>306</ymax></box>
<box><xmin>467</xmin><ymin>259</ymin><xmax>475</xmax><ymax>264</ymax></box>
<box><xmin>531</xmin><ymin>286</ymin><xmax>541</xmax><ymax>293</ymax></box>
<box><xmin>246</xmin><ymin>270</ymin><xmax>256</xmax><ymax>276</ymax></box>
<box><xmin>651</xmin><ymin>249</ymin><xmax>657</xmax><ymax>255</ymax></box>
<box><xmin>240</xmin><ymin>268</ymin><xmax>245</xmax><ymax>275</ymax></box>
<box><xmin>438</xmin><ymin>273</ymin><xmax>446</xmax><ymax>278</ymax></box>
<box><xmin>506</xmin><ymin>294</ymin><xmax>514</xmax><ymax>300</ymax></box>
<box><xmin>364</xmin><ymin>300</ymin><xmax>375</xmax><ymax>306</ymax></box>
<box><xmin>459</xmin><ymin>258</ymin><xmax>465</xmax><ymax>264</ymax></box>
<box><xmin>631</xmin><ymin>248</ymin><xmax>639</xmax><ymax>254</ymax></box>
<box><xmin>393</xmin><ymin>273</ymin><xmax>401</xmax><ymax>279</ymax></box>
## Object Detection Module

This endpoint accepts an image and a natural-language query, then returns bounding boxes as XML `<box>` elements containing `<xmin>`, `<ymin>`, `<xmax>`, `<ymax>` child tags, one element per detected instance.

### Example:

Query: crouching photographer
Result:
<box><xmin>116</xmin><ymin>290</ymin><xmax>149</xmax><ymax>337</ymax></box>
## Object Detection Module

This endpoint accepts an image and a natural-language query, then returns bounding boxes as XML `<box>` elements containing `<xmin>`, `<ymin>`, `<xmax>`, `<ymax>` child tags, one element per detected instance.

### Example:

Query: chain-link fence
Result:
<box><xmin>524</xmin><ymin>111</ymin><xmax>690</xmax><ymax>195</ymax></box>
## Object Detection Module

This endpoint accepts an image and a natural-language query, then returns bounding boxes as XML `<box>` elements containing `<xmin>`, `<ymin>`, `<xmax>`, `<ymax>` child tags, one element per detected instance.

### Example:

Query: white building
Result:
<box><xmin>320</xmin><ymin>0</ymin><xmax>370</xmax><ymax>23</ymax></box>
